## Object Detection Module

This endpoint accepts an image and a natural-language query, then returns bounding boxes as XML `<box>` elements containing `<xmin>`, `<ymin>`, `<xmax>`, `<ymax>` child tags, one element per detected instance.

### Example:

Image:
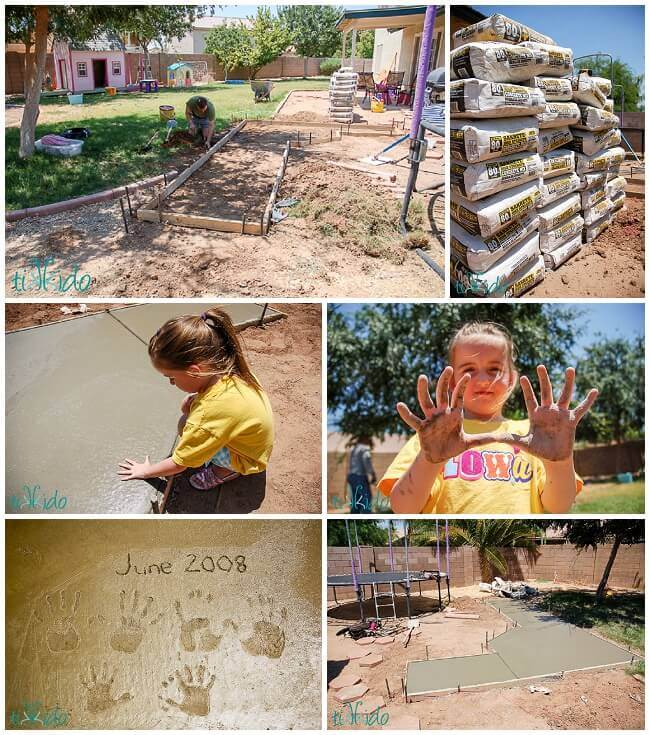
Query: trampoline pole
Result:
<box><xmin>404</xmin><ymin>519</ymin><xmax>412</xmax><ymax>618</ymax></box>
<box><xmin>388</xmin><ymin>520</ymin><xmax>395</xmax><ymax>570</ymax></box>
<box><xmin>345</xmin><ymin>519</ymin><xmax>364</xmax><ymax>621</ymax></box>
<box><xmin>353</xmin><ymin>520</ymin><xmax>363</xmax><ymax>573</ymax></box>
<box><xmin>436</xmin><ymin>519</ymin><xmax>440</xmax><ymax>571</ymax></box>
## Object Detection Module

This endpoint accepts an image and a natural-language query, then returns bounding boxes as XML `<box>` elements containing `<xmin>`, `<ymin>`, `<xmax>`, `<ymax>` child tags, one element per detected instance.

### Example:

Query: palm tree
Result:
<box><xmin>448</xmin><ymin>520</ymin><xmax>540</xmax><ymax>582</ymax></box>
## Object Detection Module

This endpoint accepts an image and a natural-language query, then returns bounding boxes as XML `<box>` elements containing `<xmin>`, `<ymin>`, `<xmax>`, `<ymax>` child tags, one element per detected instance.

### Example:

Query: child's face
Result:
<box><xmin>450</xmin><ymin>336</ymin><xmax>517</xmax><ymax>420</ymax></box>
<box><xmin>153</xmin><ymin>361</ymin><xmax>207</xmax><ymax>393</ymax></box>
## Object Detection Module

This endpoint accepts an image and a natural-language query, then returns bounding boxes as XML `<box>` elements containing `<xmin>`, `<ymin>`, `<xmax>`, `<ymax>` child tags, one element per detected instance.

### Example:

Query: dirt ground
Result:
<box><xmin>327</xmin><ymin>585</ymin><xmax>645</xmax><ymax>730</ymax></box>
<box><xmin>6</xmin><ymin>92</ymin><xmax>444</xmax><ymax>298</ymax></box>
<box><xmin>5</xmin><ymin>302</ymin><xmax>322</xmax><ymax>514</ymax></box>
<box><xmin>527</xmin><ymin>197</ymin><xmax>645</xmax><ymax>298</ymax></box>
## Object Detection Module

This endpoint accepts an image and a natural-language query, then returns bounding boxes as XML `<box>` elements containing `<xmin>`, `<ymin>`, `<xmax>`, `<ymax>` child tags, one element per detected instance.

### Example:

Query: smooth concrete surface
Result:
<box><xmin>109</xmin><ymin>303</ymin><xmax>284</xmax><ymax>344</ymax></box>
<box><xmin>406</xmin><ymin>600</ymin><xmax>635</xmax><ymax>698</ymax></box>
<box><xmin>489</xmin><ymin>621</ymin><xmax>632</xmax><ymax>679</ymax></box>
<box><xmin>6</xmin><ymin>520</ymin><xmax>321</xmax><ymax>729</ymax></box>
<box><xmin>407</xmin><ymin>654</ymin><xmax>517</xmax><ymax>697</ymax></box>
<box><xmin>6</xmin><ymin>313</ymin><xmax>179</xmax><ymax>513</ymax></box>
<box><xmin>6</xmin><ymin>304</ymin><xmax>284</xmax><ymax>514</ymax></box>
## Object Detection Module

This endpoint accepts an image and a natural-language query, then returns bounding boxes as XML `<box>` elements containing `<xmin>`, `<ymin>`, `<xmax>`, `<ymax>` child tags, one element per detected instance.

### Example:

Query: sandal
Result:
<box><xmin>189</xmin><ymin>466</ymin><xmax>241</xmax><ymax>491</ymax></box>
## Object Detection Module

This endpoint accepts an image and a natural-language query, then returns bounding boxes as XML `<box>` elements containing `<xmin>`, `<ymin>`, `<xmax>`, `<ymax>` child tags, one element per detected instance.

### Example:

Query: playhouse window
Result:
<box><xmin>112</xmin><ymin>61</ymin><xmax>121</xmax><ymax>76</ymax></box>
<box><xmin>77</xmin><ymin>62</ymin><xmax>87</xmax><ymax>77</ymax></box>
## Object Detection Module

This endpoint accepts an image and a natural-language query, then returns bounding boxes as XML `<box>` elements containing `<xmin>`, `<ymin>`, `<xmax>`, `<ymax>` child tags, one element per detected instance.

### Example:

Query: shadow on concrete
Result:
<box><xmin>163</xmin><ymin>469</ymin><xmax>266</xmax><ymax>514</ymax></box>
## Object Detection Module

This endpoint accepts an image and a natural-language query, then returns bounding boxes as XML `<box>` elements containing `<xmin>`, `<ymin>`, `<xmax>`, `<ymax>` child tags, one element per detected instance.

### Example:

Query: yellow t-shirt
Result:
<box><xmin>377</xmin><ymin>419</ymin><xmax>582</xmax><ymax>514</ymax></box>
<box><xmin>172</xmin><ymin>376</ymin><xmax>274</xmax><ymax>474</ymax></box>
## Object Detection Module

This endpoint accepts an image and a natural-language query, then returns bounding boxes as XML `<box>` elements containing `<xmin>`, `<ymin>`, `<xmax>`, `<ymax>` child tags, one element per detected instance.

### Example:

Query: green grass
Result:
<box><xmin>571</xmin><ymin>480</ymin><xmax>645</xmax><ymax>513</ymax></box>
<box><xmin>6</xmin><ymin>80</ymin><xmax>329</xmax><ymax>210</ymax></box>
<box><xmin>539</xmin><ymin>589</ymin><xmax>644</xmax><ymax>673</ymax></box>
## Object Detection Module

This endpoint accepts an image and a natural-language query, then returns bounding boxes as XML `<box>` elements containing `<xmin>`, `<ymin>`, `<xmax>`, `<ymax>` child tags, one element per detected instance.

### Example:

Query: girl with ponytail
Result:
<box><xmin>118</xmin><ymin>308</ymin><xmax>274</xmax><ymax>490</ymax></box>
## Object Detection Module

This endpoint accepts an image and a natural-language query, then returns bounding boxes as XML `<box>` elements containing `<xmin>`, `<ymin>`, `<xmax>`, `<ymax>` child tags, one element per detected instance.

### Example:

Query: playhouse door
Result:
<box><xmin>92</xmin><ymin>59</ymin><xmax>107</xmax><ymax>88</ymax></box>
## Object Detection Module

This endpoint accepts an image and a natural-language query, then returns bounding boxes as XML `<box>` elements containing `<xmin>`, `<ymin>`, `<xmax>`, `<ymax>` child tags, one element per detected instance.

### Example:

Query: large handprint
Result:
<box><xmin>397</xmin><ymin>368</ymin><xmax>500</xmax><ymax>464</ymax></box>
<box><xmin>495</xmin><ymin>366</ymin><xmax>598</xmax><ymax>461</ymax></box>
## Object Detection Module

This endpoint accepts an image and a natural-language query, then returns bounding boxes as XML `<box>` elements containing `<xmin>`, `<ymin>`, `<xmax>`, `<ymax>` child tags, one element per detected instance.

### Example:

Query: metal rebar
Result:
<box><xmin>163</xmin><ymin>173</ymin><xmax>167</xmax><ymax>187</ymax></box>
<box><xmin>385</xmin><ymin>678</ymin><xmax>391</xmax><ymax>699</ymax></box>
<box><xmin>125</xmin><ymin>187</ymin><xmax>133</xmax><ymax>216</ymax></box>
<box><xmin>119</xmin><ymin>197</ymin><xmax>129</xmax><ymax>233</ymax></box>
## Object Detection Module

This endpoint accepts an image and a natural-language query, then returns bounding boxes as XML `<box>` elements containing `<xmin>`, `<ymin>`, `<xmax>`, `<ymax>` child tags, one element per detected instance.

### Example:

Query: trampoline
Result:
<box><xmin>328</xmin><ymin>570</ymin><xmax>450</xmax><ymax>619</ymax></box>
<box><xmin>328</xmin><ymin>519</ymin><xmax>452</xmax><ymax>620</ymax></box>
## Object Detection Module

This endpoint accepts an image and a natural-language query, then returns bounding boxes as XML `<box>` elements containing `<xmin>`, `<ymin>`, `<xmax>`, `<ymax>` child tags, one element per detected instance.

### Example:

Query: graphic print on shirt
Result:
<box><xmin>443</xmin><ymin>447</ymin><xmax>533</xmax><ymax>483</ymax></box>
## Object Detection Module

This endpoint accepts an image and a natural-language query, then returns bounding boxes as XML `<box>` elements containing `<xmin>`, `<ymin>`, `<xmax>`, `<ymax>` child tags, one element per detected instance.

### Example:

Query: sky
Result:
<box><xmin>471</xmin><ymin>5</ymin><xmax>645</xmax><ymax>77</ymax></box>
<box><xmin>327</xmin><ymin>303</ymin><xmax>644</xmax><ymax>430</ymax></box>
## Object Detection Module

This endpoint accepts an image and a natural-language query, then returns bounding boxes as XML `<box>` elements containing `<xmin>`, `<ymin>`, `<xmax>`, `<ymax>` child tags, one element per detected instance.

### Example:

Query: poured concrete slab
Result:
<box><xmin>490</xmin><ymin>622</ymin><xmax>633</xmax><ymax>679</ymax></box>
<box><xmin>5</xmin><ymin>304</ymin><xmax>285</xmax><ymax>514</ymax></box>
<box><xmin>488</xmin><ymin>597</ymin><xmax>558</xmax><ymax>629</ymax></box>
<box><xmin>406</xmin><ymin>599</ymin><xmax>636</xmax><ymax>699</ymax></box>
<box><xmin>407</xmin><ymin>654</ymin><xmax>517</xmax><ymax>698</ymax></box>
<box><xmin>109</xmin><ymin>303</ymin><xmax>284</xmax><ymax>344</ymax></box>
<box><xmin>6</xmin><ymin>519</ymin><xmax>321</xmax><ymax>729</ymax></box>
<box><xmin>6</xmin><ymin>313</ymin><xmax>178</xmax><ymax>513</ymax></box>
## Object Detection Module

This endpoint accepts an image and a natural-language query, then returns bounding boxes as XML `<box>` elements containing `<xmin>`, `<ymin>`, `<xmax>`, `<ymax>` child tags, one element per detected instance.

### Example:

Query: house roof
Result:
<box><xmin>337</xmin><ymin>5</ymin><xmax>442</xmax><ymax>32</ymax></box>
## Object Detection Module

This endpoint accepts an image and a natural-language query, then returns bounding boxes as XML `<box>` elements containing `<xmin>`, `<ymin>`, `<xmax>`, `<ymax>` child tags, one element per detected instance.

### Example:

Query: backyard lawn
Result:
<box><xmin>572</xmin><ymin>480</ymin><xmax>645</xmax><ymax>513</ymax></box>
<box><xmin>540</xmin><ymin>589</ymin><xmax>645</xmax><ymax>674</ymax></box>
<box><xmin>6</xmin><ymin>79</ymin><xmax>330</xmax><ymax>210</ymax></box>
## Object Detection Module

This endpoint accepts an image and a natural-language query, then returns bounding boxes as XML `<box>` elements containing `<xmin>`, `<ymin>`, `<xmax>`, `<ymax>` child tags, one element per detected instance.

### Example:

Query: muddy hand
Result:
<box><xmin>397</xmin><ymin>369</ymin><xmax>499</xmax><ymax>465</ymax></box>
<box><xmin>494</xmin><ymin>366</ymin><xmax>598</xmax><ymax>461</ymax></box>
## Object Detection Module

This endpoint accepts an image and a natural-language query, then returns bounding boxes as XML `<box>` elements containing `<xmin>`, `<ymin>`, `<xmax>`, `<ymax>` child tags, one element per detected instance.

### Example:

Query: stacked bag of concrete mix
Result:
<box><xmin>567</xmin><ymin>70</ymin><xmax>626</xmax><ymax>245</ymax></box>
<box><xmin>450</xmin><ymin>13</ymin><xmax>575</xmax><ymax>296</ymax></box>
<box><xmin>329</xmin><ymin>67</ymin><xmax>358</xmax><ymax>124</ymax></box>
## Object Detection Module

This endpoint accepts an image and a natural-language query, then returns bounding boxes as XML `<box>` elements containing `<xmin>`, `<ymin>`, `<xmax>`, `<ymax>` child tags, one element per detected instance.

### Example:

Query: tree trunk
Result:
<box><xmin>19</xmin><ymin>6</ymin><xmax>49</xmax><ymax>159</ymax></box>
<box><xmin>595</xmin><ymin>535</ymin><xmax>621</xmax><ymax>601</ymax></box>
<box><xmin>478</xmin><ymin>551</ymin><xmax>492</xmax><ymax>583</ymax></box>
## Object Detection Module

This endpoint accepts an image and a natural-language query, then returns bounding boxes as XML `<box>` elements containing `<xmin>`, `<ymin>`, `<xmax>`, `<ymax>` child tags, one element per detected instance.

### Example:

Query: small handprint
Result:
<box><xmin>79</xmin><ymin>663</ymin><xmax>133</xmax><ymax>714</ymax></box>
<box><xmin>39</xmin><ymin>589</ymin><xmax>81</xmax><ymax>652</ymax></box>
<box><xmin>238</xmin><ymin>594</ymin><xmax>287</xmax><ymax>659</ymax></box>
<box><xmin>110</xmin><ymin>590</ymin><xmax>158</xmax><ymax>653</ymax></box>
<box><xmin>160</xmin><ymin>665</ymin><xmax>215</xmax><ymax>717</ymax></box>
<box><xmin>175</xmin><ymin>591</ymin><xmax>222</xmax><ymax>653</ymax></box>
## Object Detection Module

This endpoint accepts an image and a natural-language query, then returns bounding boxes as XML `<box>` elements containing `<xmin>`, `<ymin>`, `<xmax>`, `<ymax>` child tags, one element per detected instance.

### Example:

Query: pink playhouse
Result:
<box><xmin>53</xmin><ymin>39</ymin><xmax>129</xmax><ymax>93</ymax></box>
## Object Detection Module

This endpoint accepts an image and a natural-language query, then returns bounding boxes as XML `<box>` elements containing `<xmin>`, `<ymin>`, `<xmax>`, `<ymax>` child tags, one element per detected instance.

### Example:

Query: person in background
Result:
<box><xmin>346</xmin><ymin>435</ymin><xmax>377</xmax><ymax>513</ymax></box>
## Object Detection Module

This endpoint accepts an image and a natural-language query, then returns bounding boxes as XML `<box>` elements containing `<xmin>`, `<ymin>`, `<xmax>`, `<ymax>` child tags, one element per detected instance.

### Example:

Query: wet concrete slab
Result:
<box><xmin>407</xmin><ymin>654</ymin><xmax>517</xmax><ymax>697</ymax></box>
<box><xmin>406</xmin><ymin>600</ymin><xmax>635</xmax><ymax>698</ymax></box>
<box><xmin>6</xmin><ymin>313</ymin><xmax>178</xmax><ymax>514</ymax></box>
<box><xmin>490</xmin><ymin>622</ymin><xmax>632</xmax><ymax>679</ymax></box>
<box><xmin>5</xmin><ymin>304</ymin><xmax>285</xmax><ymax>514</ymax></box>
<box><xmin>109</xmin><ymin>303</ymin><xmax>284</xmax><ymax>344</ymax></box>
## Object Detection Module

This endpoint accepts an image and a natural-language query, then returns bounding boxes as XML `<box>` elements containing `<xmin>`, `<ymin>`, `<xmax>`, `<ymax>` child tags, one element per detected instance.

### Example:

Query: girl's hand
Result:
<box><xmin>181</xmin><ymin>394</ymin><xmax>196</xmax><ymax>415</ymax></box>
<box><xmin>118</xmin><ymin>456</ymin><xmax>154</xmax><ymax>481</ymax></box>
<box><xmin>397</xmin><ymin>368</ymin><xmax>498</xmax><ymax>465</ymax></box>
<box><xmin>502</xmin><ymin>365</ymin><xmax>598</xmax><ymax>461</ymax></box>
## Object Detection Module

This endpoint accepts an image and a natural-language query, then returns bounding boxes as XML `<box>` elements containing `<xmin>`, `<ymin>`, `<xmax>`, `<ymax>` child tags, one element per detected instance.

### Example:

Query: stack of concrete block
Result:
<box><xmin>450</xmin><ymin>14</ymin><xmax>574</xmax><ymax>296</ymax></box>
<box><xmin>567</xmin><ymin>71</ymin><xmax>626</xmax><ymax>248</ymax></box>
<box><xmin>329</xmin><ymin>67</ymin><xmax>358</xmax><ymax>124</ymax></box>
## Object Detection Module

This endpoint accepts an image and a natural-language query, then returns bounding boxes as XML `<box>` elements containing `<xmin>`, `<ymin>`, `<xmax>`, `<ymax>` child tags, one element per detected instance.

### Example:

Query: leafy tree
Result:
<box><xmin>357</xmin><ymin>30</ymin><xmax>375</xmax><ymax>59</ymax></box>
<box><xmin>576</xmin><ymin>56</ymin><xmax>644</xmax><ymax>112</ymax></box>
<box><xmin>278</xmin><ymin>5</ymin><xmax>342</xmax><ymax>58</ymax></box>
<box><xmin>240</xmin><ymin>8</ymin><xmax>290</xmax><ymax>79</ymax></box>
<box><xmin>328</xmin><ymin>303</ymin><xmax>578</xmax><ymax>439</ymax></box>
<box><xmin>328</xmin><ymin>520</ymin><xmax>388</xmax><ymax>547</ymax></box>
<box><xmin>5</xmin><ymin>6</ymin><xmax>200</xmax><ymax>158</ymax></box>
<box><xmin>548</xmin><ymin>521</ymin><xmax>644</xmax><ymax>601</ymax></box>
<box><xmin>205</xmin><ymin>23</ymin><xmax>251</xmax><ymax>81</ymax></box>
<box><xmin>575</xmin><ymin>336</ymin><xmax>644</xmax><ymax>443</ymax></box>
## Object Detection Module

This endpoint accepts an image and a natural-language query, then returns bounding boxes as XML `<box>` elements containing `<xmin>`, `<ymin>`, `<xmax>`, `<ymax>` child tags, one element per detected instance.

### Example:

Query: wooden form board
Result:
<box><xmin>137</xmin><ymin>207</ymin><xmax>265</xmax><ymax>234</ymax></box>
<box><xmin>251</xmin><ymin>118</ymin><xmax>404</xmax><ymax>136</ymax></box>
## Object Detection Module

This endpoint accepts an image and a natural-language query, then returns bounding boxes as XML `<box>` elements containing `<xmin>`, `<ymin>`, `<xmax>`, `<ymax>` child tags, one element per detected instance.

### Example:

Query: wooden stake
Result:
<box><xmin>241</xmin><ymin>213</ymin><xmax>247</xmax><ymax>234</ymax></box>
<box><xmin>157</xmin><ymin>194</ymin><xmax>162</xmax><ymax>223</ymax></box>
<box><xmin>425</xmin><ymin>645</ymin><xmax>429</xmax><ymax>660</ymax></box>
<box><xmin>119</xmin><ymin>197</ymin><xmax>129</xmax><ymax>233</ymax></box>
